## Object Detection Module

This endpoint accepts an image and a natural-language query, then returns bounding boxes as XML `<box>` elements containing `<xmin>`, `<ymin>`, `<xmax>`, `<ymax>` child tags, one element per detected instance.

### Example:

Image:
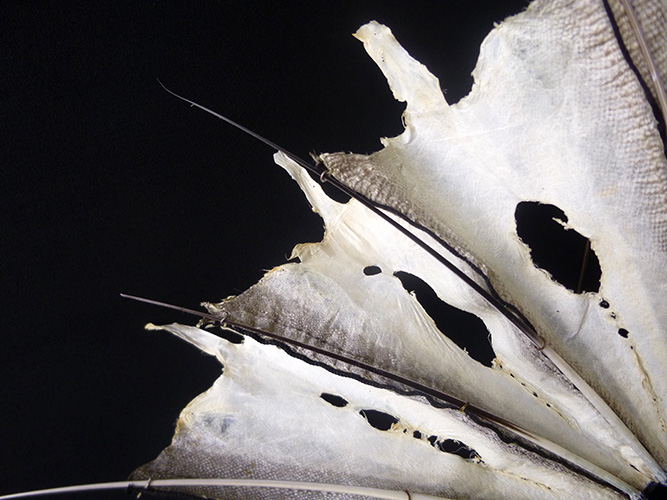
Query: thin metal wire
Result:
<box><xmin>0</xmin><ymin>478</ymin><xmax>427</xmax><ymax>500</ymax></box>
<box><xmin>576</xmin><ymin>240</ymin><xmax>591</xmax><ymax>294</ymax></box>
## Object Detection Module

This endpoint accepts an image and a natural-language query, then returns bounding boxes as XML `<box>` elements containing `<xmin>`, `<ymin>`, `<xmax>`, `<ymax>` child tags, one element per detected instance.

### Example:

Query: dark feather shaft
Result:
<box><xmin>156</xmin><ymin>82</ymin><xmax>546</xmax><ymax>350</ymax></box>
<box><xmin>120</xmin><ymin>293</ymin><xmax>528</xmax><ymax>436</ymax></box>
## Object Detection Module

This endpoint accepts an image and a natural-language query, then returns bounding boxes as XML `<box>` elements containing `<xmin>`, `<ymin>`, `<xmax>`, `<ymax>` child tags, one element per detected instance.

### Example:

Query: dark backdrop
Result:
<box><xmin>3</xmin><ymin>2</ymin><xmax>541</xmax><ymax>499</ymax></box>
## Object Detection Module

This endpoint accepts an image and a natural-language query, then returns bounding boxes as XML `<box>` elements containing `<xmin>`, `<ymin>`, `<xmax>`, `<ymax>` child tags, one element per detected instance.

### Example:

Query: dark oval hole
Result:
<box><xmin>217</xmin><ymin>328</ymin><xmax>244</xmax><ymax>344</ymax></box>
<box><xmin>320</xmin><ymin>393</ymin><xmax>348</xmax><ymax>407</ymax></box>
<box><xmin>645</xmin><ymin>482</ymin><xmax>667</xmax><ymax>499</ymax></box>
<box><xmin>393</xmin><ymin>271</ymin><xmax>495</xmax><ymax>367</ymax></box>
<box><xmin>515</xmin><ymin>201</ymin><xmax>601</xmax><ymax>293</ymax></box>
<box><xmin>427</xmin><ymin>435</ymin><xmax>481</xmax><ymax>461</ymax></box>
<box><xmin>363</xmin><ymin>265</ymin><xmax>382</xmax><ymax>276</ymax></box>
<box><xmin>306</xmin><ymin>169</ymin><xmax>352</xmax><ymax>204</ymax></box>
<box><xmin>438</xmin><ymin>439</ymin><xmax>481</xmax><ymax>461</ymax></box>
<box><xmin>618</xmin><ymin>328</ymin><xmax>629</xmax><ymax>338</ymax></box>
<box><xmin>359</xmin><ymin>409</ymin><xmax>398</xmax><ymax>431</ymax></box>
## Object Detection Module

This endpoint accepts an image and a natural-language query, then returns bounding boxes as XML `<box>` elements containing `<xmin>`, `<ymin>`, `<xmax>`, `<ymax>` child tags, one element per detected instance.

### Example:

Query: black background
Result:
<box><xmin>10</xmin><ymin>1</ymin><xmax>638</xmax><ymax>499</ymax></box>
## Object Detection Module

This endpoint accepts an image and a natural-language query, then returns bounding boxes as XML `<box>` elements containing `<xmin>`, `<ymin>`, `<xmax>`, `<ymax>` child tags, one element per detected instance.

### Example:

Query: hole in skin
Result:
<box><xmin>515</xmin><ymin>201</ymin><xmax>601</xmax><ymax>293</ymax></box>
<box><xmin>427</xmin><ymin>435</ymin><xmax>481</xmax><ymax>461</ymax></box>
<box><xmin>363</xmin><ymin>265</ymin><xmax>382</xmax><ymax>276</ymax></box>
<box><xmin>599</xmin><ymin>299</ymin><xmax>610</xmax><ymax>308</ymax></box>
<box><xmin>306</xmin><ymin>169</ymin><xmax>352</xmax><ymax>204</ymax></box>
<box><xmin>646</xmin><ymin>482</ymin><xmax>667</xmax><ymax>499</ymax></box>
<box><xmin>320</xmin><ymin>393</ymin><xmax>348</xmax><ymax>407</ymax></box>
<box><xmin>438</xmin><ymin>439</ymin><xmax>482</xmax><ymax>461</ymax></box>
<box><xmin>393</xmin><ymin>271</ymin><xmax>495</xmax><ymax>367</ymax></box>
<box><xmin>217</xmin><ymin>328</ymin><xmax>244</xmax><ymax>344</ymax></box>
<box><xmin>359</xmin><ymin>409</ymin><xmax>398</xmax><ymax>431</ymax></box>
<box><xmin>618</xmin><ymin>328</ymin><xmax>629</xmax><ymax>338</ymax></box>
